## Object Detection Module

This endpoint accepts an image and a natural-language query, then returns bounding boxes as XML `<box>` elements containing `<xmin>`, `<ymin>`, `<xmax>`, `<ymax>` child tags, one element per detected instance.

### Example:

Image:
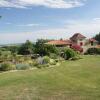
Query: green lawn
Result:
<box><xmin>0</xmin><ymin>55</ymin><xmax>100</xmax><ymax>100</ymax></box>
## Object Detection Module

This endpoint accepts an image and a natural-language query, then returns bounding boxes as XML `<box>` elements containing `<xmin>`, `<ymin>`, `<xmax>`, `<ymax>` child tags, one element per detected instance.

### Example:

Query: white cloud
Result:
<box><xmin>93</xmin><ymin>18</ymin><xmax>100</xmax><ymax>22</ymax></box>
<box><xmin>64</xmin><ymin>18</ymin><xmax>100</xmax><ymax>34</ymax></box>
<box><xmin>17</xmin><ymin>23</ymin><xmax>40</xmax><ymax>27</ymax></box>
<box><xmin>0</xmin><ymin>0</ymin><xmax>86</xmax><ymax>9</ymax></box>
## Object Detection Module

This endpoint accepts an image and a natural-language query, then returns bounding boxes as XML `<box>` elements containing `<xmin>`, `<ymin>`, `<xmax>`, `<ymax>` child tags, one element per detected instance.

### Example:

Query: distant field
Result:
<box><xmin>0</xmin><ymin>55</ymin><xmax>100</xmax><ymax>100</ymax></box>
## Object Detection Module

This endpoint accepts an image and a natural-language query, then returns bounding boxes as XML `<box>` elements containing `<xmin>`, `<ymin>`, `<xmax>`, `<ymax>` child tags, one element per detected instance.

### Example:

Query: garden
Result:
<box><xmin>0</xmin><ymin>39</ymin><xmax>81</xmax><ymax>72</ymax></box>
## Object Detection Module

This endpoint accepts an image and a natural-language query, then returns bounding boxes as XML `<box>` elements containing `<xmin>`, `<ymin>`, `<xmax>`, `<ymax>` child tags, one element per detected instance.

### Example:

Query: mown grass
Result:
<box><xmin>0</xmin><ymin>55</ymin><xmax>100</xmax><ymax>100</ymax></box>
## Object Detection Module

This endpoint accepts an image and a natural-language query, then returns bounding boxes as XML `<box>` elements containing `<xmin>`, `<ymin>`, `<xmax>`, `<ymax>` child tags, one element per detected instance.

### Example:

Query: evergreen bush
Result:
<box><xmin>0</xmin><ymin>62</ymin><xmax>15</xmax><ymax>71</ymax></box>
<box><xmin>86</xmin><ymin>48</ymin><xmax>100</xmax><ymax>55</ymax></box>
<box><xmin>16</xmin><ymin>63</ymin><xmax>30</xmax><ymax>70</ymax></box>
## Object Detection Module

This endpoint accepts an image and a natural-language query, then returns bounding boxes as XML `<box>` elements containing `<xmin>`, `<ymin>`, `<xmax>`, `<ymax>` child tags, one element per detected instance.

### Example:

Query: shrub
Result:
<box><xmin>31</xmin><ymin>56</ymin><xmax>50</xmax><ymax>68</ymax></box>
<box><xmin>63</xmin><ymin>48</ymin><xmax>77</xmax><ymax>60</ymax></box>
<box><xmin>86</xmin><ymin>48</ymin><xmax>100</xmax><ymax>55</ymax></box>
<box><xmin>50</xmin><ymin>59</ymin><xmax>57</xmax><ymax>65</ymax></box>
<box><xmin>16</xmin><ymin>63</ymin><xmax>30</xmax><ymax>70</ymax></box>
<box><xmin>50</xmin><ymin>53</ymin><xmax>58</xmax><ymax>59</ymax></box>
<box><xmin>37</xmin><ymin>64</ymin><xmax>49</xmax><ymax>69</ymax></box>
<box><xmin>97</xmin><ymin>48</ymin><xmax>100</xmax><ymax>54</ymax></box>
<box><xmin>36</xmin><ymin>56</ymin><xmax>50</xmax><ymax>66</ymax></box>
<box><xmin>43</xmin><ymin>56</ymin><xmax>50</xmax><ymax>64</ymax></box>
<box><xmin>24</xmin><ymin>56</ymin><xmax>31</xmax><ymax>61</ymax></box>
<box><xmin>55</xmin><ymin>59</ymin><xmax>59</xmax><ymax>62</ymax></box>
<box><xmin>0</xmin><ymin>51</ymin><xmax>12</xmax><ymax>61</ymax></box>
<box><xmin>0</xmin><ymin>62</ymin><xmax>15</xmax><ymax>71</ymax></box>
<box><xmin>30</xmin><ymin>60</ymin><xmax>39</xmax><ymax>67</ymax></box>
<box><xmin>37</xmin><ymin>57</ymin><xmax>44</xmax><ymax>64</ymax></box>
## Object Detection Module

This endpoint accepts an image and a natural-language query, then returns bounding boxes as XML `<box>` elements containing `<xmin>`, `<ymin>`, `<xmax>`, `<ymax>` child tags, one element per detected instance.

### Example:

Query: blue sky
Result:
<box><xmin>0</xmin><ymin>0</ymin><xmax>100</xmax><ymax>44</ymax></box>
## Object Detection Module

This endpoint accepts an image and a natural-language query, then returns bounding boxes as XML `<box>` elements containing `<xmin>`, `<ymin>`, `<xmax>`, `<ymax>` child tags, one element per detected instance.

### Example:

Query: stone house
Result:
<box><xmin>70</xmin><ymin>33</ymin><xmax>98</xmax><ymax>53</ymax></box>
<box><xmin>46</xmin><ymin>33</ymin><xmax>98</xmax><ymax>53</ymax></box>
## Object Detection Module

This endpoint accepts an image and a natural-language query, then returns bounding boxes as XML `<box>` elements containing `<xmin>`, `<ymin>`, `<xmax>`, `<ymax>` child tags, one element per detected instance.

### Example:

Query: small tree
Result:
<box><xmin>18</xmin><ymin>40</ymin><xmax>34</xmax><ymax>55</ymax></box>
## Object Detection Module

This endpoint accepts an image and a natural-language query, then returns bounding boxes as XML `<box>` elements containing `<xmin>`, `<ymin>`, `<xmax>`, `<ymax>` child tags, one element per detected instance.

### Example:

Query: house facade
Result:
<box><xmin>70</xmin><ymin>33</ymin><xmax>98</xmax><ymax>53</ymax></box>
<box><xmin>46</xmin><ymin>33</ymin><xmax>98</xmax><ymax>53</ymax></box>
<box><xmin>70</xmin><ymin>33</ymin><xmax>86</xmax><ymax>46</ymax></box>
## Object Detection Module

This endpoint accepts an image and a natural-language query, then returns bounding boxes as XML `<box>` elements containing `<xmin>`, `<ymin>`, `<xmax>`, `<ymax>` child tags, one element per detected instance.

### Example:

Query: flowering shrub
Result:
<box><xmin>71</xmin><ymin>44</ymin><xmax>83</xmax><ymax>53</ymax></box>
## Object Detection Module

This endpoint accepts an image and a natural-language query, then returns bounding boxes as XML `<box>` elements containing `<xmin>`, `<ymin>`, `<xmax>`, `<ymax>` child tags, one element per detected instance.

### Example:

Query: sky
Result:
<box><xmin>0</xmin><ymin>0</ymin><xmax>100</xmax><ymax>44</ymax></box>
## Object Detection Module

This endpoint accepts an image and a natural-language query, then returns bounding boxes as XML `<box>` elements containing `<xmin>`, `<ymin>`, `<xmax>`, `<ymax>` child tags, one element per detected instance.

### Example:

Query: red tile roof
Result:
<box><xmin>46</xmin><ymin>40</ymin><xmax>71</xmax><ymax>46</ymax></box>
<box><xmin>89</xmin><ymin>38</ymin><xmax>98</xmax><ymax>42</ymax></box>
<box><xmin>70</xmin><ymin>33</ymin><xmax>86</xmax><ymax>40</ymax></box>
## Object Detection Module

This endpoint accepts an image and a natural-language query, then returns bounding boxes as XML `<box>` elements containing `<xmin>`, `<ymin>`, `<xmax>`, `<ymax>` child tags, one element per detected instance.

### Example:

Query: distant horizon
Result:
<box><xmin>0</xmin><ymin>32</ymin><xmax>97</xmax><ymax>45</ymax></box>
<box><xmin>0</xmin><ymin>0</ymin><xmax>100</xmax><ymax>44</ymax></box>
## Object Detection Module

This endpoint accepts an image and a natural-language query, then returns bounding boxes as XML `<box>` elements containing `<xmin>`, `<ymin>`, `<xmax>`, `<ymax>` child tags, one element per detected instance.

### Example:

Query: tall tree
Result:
<box><xmin>94</xmin><ymin>32</ymin><xmax>100</xmax><ymax>44</ymax></box>
<box><xmin>18</xmin><ymin>40</ymin><xmax>34</xmax><ymax>55</ymax></box>
<box><xmin>34</xmin><ymin>39</ymin><xmax>58</xmax><ymax>56</ymax></box>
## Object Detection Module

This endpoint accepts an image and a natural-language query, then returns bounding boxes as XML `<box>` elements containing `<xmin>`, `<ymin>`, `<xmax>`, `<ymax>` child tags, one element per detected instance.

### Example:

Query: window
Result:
<box><xmin>80</xmin><ymin>42</ymin><xmax>83</xmax><ymax>46</ymax></box>
<box><xmin>91</xmin><ymin>41</ymin><xmax>93</xmax><ymax>46</ymax></box>
<box><xmin>79</xmin><ymin>39</ymin><xmax>83</xmax><ymax>41</ymax></box>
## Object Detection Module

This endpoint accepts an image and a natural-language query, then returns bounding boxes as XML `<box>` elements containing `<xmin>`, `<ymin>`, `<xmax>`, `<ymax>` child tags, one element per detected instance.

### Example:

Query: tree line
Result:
<box><xmin>0</xmin><ymin>39</ymin><xmax>58</xmax><ymax>56</ymax></box>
